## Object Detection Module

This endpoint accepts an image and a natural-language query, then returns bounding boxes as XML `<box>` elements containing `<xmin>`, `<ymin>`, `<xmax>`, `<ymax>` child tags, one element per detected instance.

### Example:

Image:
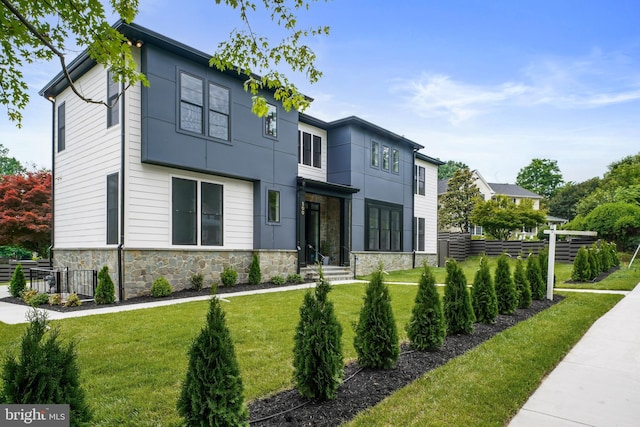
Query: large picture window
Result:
<box><xmin>106</xmin><ymin>173</ymin><xmax>118</xmax><ymax>244</ymax></box>
<box><xmin>107</xmin><ymin>70</ymin><xmax>119</xmax><ymax>127</ymax></box>
<box><xmin>172</xmin><ymin>177</ymin><xmax>224</xmax><ymax>246</ymax></box>
<box><xmin>365</xmin><ymin>199</ymin><xmax>403</xmax><ymax>251</ymax></box>
<box><xmin>179</xmin><ymin>72</ymin><xmax>231</xmax><ymax>141</ymax></box>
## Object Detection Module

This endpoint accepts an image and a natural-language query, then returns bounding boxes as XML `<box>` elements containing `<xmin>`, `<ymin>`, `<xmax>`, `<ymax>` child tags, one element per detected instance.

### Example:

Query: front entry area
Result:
<box><xmin>297</xmin><ymin>177</ymin><xmax>358</xmax><ymax>269</ymax></box>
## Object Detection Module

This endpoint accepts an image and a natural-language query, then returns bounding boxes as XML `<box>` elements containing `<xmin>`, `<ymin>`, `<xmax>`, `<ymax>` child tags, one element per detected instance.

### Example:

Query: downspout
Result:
<box><xmin>117</xmin><ymin>79</ymin><xmax>126</xmax><ymax>301</ymax></box>
<box><xmin>48</xmin><ymin>98</ymin><xmax>55</xmax><ymax>268</ymax></box>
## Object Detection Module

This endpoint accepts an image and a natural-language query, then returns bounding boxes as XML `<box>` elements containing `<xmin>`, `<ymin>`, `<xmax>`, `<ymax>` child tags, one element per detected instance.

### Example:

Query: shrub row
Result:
<box><xmin>571</xmin><ymin>242</ymin><xmax>620</xmax><ymax>282</ymax></box>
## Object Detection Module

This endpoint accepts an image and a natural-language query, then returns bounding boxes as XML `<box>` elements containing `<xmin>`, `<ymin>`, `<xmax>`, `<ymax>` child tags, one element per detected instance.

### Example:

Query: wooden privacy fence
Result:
<box><xmin>0</xmin><ymin>259</ymin><xmax>51</xmax><ymax>283</ymax></box>
<box><xmin>437</xmin><ymin>233</ymin><xmax>597</xmax><ymax>265</ymax></box>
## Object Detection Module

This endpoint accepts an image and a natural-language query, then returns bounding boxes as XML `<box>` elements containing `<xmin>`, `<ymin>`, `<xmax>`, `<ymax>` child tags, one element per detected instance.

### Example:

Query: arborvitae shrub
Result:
<box><xmin>190</xmin><ymin>273</ymin><xmax>204</xmax><ymax>291</ymax></box>
<box><xmin>587</xmin><ymin>247</ymin><xmax>600</xmax><ymax>280</ymax></box>
<box><xmin>177</xmin><ymin>295</ymin><xmax>248</xmax><ymax>426</ymax></box>
<box><xmin>95</xmin><ymin>266</ymin><xmax>116</xmax><ymax>305</ymax></box>
<box><xmin>220</xmin><ymin>266</ymin><xmax>238</xmax><ymax>287</ymax></box>
<box><xmin>9</xmin><ymin>263</ymin><xmax>26</xmax><ymax>298</ymax></box>
<box><xmin>494</xmin><ymin>254</ymin><xmax>518</xmax><ymax>315</ymax></box>
<box><xmin>526</xmin><ymin>254</ymin><xmax>545</xmax><ymax>300</ymax></box>
<box><xmin>248</xmin><ymin>253</ymin><xmax>261</xmax><ymax>286</ymax></box>
<box><xmin>571</xmin><ymin>247</ymin><xmax>590</xmax><ymax>282</ymax></box>
<box><xmin>0</xmin><ymin>310</ymin><xmax>92</xmax><ymax>426</ymax></box>
<box><xmin>538</xmin><ymin>246</ymin><xmax>549</xmax><ymax>284</ymax></box>
<box><xmin>354</xmin><ymin>265</ymin><xmax>399</xmax><ymax>369</ymax></box>
<box><xmin>599</xmin><ymin>242</ymin><xmax>611</xmax><ymax>273</ymax></box>
<box><xmin>610</xmin><ymin>242</ymin><xmax>620</xmax><ymax>267</ymax></box>
<box><xmin>293</xmin><ymin>268</ymin><xmax>343</xmax><ymax>400</ymax></box>
<box><xmin>151</xmin><ymin>277</ymin><xmax>172</xmax><ymax>297</ymax></box>
<box><xmin>514</xmin><ymin>257</ymin><xmax>531</xmax><ymax>308</ymax></box>
<box><xmin>443</xmin><ymin>259</ymin><xmax>475</xmax><ymax>335</ymax></box>
<box><xmin>406</xmin><ymin>262</ymin><xmax>445</xmax><ymax>351</ymax></box>
<box><xmin>472</xmin><ymin>256</ymin><xmax>498</xmax><ymax>324</ymax></box>
<box><xmin>271</xmin><ymin>274</ymin><xmax>286</xmax><ymax>286</ymax></box>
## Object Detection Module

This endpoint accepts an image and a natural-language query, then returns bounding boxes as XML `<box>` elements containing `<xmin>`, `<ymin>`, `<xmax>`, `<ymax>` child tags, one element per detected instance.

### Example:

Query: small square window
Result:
<box><xmin>265</xmin><ymin>103</ymin><xmax>277</xmax><ymax>137</ymax></box>
<box><xmin>268</xmin><ymin>190</ymin><xmax>280</xmax><ymax>223</ymax></box>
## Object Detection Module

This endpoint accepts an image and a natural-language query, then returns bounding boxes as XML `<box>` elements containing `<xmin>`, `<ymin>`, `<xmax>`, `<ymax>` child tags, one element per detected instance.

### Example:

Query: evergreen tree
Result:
<box><xmin>292</xmin><ymin>268</ymin><xmax>343</xmax><ymax>399</ymax></box>
<box><xmin>354</xmin><ymin>265</ymin><xmax>399</xmax><ymax>369</ymax></box>
<box><xmin>471</xmin><ymin>257</ymin><xmax>498</xmax><ymax>324</ymax></box>
<box><xmin>177</xmin><ymin>295</ymin><xmax>248</xmax><ymax>426</ymax></box>
<box><xmin>571</xmin><ymin>246</ymin><xmax>591</xmax><ymax>282</ymax></box>
<box><xmin>538</xmin><ymin>246</ymin><xmax>549</xmax><ymax>284</ymax></box>
<box><xmin>95</xmin><ymin>266</ymin><xmax>115</xmax><ymax>305</ymax></box>
<box><xmin>443</xmin><ymin>259</ymin><xmax>475</xmax><ymax>334</ymax></box>
<box><xmin>494</xmin><ymin>254</ymin><xmax>518</xmax><ymax>315</ymax></box>
<box><xmin>526</xmin><ymin>254</ymin><xmax>546</xmax><ymax>300</ymax></box>
<box><xmin>599</xmin><ymin>242</ymin><xmax>612</xmax><ymax>273</ymax></box>
<box><xmin>248</xmin><ymin>252</ymin><xmax>261</xmax><ymax>286</ymax></box>
<box><xmin>1</xmin><ymin>310</ymin><xmax>92</xmax><ymax>426</ymax></box>
<box><xmin>9</xmin><ymin>263</ymin><xmax>26</xmax><ymax>298</ymax></box>
<box><xmin>406</xmin><ymin>262</ymin><xmax>446</xmax><ymax>351</ymax></box>
<box><xmin>588</xmin><ymin>246</ymin><xmax>601</xmax><ymax>279</ymax></box>
<box><xmin>514</xmin><ymin>257</ymin><xmax>532</xmax><ymax>308</ymax></box>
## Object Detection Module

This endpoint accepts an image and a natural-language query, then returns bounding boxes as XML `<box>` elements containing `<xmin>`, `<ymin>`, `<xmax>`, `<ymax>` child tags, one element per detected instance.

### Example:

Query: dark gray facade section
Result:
<box><xmin>139</xmin><ymin>44</ymin><xmax>300</xmax><ymax>250</ymax></box>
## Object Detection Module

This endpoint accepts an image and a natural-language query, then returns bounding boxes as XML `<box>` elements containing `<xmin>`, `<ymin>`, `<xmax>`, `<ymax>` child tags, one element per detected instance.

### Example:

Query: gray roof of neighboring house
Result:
<box><xmin>437</xmin><ymin>179</ymin><xmax>542</xmax><ymax>199</ymax></box>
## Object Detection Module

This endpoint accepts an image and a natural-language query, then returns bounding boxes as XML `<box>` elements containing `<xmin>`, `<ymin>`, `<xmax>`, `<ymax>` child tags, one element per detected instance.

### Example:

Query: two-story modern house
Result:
<box><xmin>40</xmin><ymin>22</ymin><xmax>441</xmax><ymax>299</ymax></box>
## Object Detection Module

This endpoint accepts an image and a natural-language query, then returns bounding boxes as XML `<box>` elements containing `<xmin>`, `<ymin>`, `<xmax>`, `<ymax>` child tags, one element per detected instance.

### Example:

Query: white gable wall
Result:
<box><xmin>297</xmin><ymin>122</ymin><xmax>327</xmax><ymax>182</ymax></box>
<box><xmin>414</xmin><ymin>158</ymin><xmax>439</xmax><ymax>253</ymax></box>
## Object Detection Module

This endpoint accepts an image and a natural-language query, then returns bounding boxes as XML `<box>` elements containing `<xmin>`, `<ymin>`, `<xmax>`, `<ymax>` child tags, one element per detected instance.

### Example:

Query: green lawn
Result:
<box><xmin>0</xmin><ymin>265</ymin><xmax>636</xmax><ymax>426</ymax></box>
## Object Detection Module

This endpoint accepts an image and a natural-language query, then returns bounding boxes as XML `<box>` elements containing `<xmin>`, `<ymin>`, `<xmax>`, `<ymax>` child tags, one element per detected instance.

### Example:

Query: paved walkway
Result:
<box><xmin>2</xmin><ymin>282</ymin><xmax>639</xmax><ymax>426</ymax></box>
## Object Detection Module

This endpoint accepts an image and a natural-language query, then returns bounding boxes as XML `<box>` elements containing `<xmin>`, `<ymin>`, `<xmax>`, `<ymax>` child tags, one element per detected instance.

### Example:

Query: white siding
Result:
<box><xmin>297</xmin><ymin>123</ymin><xmax>327</xmax><ymax>182</ymax></box>
<box><xmin>414</xmin><ymin>159</ymin><xmax>439</xmax><ymax>254</ymax></box>
<box><xmin>54</xmin><ymin>65</ymin><xmax>121</xmax><ymax>248</ymax></box>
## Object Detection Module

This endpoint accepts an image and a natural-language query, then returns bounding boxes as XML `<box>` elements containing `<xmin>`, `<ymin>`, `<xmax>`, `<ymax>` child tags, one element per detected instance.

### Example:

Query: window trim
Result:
<box><xmin>267</xmin><ymin>189</ymin><xmax>280</xmax><ymax>223</ymax></box>
<box><xmin>57</xmin><ymin>102</ymin><xmax>65</xmax><ymax>152</ymax></box>
<box><xmin>107</xmin><ymin>70</ymin><xmax>119</xmax><ymax>128</ymax></box>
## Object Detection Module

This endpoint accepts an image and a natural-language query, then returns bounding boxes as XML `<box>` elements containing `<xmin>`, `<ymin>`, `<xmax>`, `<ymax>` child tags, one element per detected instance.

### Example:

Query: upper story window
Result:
<box><xmin>392</xmin><ymin>149</ymin><xmax>399</xmax><ymax>173</ymax></box>
<box><xmin>57</xmin><ymin>103</ymin><xmax>65</xmax><ymax>152</ymax></box>
<box><xmin>371</xmin><ymin>141</ymin><xmax>379</xmax><ymax>167</ymax></box>
<box><xmin>298</xmin><ymin>130</ymin><xmax>322</xmax><ymax>168</ymax></box>
<box><xmin>414</xmin><ymin>165</ymin><xmax>425</xmax><ymax>196</ymax></box>
<box><xmin>107</xmin><ymin>70</ymin><xmax>119</xmax><ymax>127</ymax></box>
<box><xmin>180</xmin><ymin>73</ymin><xmax>204</xmax><ymax>134</ymax></box>
<box><xmin>265</xmin><ymin>103</ymin><xmax>277</xmax><ymax>137</ymax></box>
<box><xmin>382</xmin><ymin>146</ymin><xmax>390</xmax><ymax>170</ymax></box>
<box><xmin>208</xmin><ymin>83</ymin><xmax>230</xmax><ymax>140</ymax></box>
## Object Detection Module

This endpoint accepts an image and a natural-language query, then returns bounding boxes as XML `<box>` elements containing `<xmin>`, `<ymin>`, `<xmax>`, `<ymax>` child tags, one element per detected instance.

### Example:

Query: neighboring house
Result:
<box><xmin>414</xmin><ymin>153</ymin><xmax>444</xmax><ymax>254</ymax></box>
<box><xmin>438</xmin><ymin>170</ymin><xmax>543</xmax><ymax>238</ymax></box>
<box><xmin>40</xmin><ymin>21</ymin><xmax>441</xmax><ymax>299</ymax></box>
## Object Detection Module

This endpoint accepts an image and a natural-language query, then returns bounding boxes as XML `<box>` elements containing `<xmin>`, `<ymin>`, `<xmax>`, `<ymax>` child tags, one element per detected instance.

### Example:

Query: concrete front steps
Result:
<box><xmin>300</xmin><ymin>265</ymin><xmax>354</xmax><ymax>283</ymax></box>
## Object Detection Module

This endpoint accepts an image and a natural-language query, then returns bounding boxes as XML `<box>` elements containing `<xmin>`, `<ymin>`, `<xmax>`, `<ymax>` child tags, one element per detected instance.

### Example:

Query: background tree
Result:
<box><xmin>437</xmin><ymin>160</ymin><xmax>469</xmax><ymax>180</ymax></box>
<box><xmin>406</xmin><ymin>263</ymin><xmax>446</xmax><ymax>351</ymax></box>
<box><xmin>443</xmin><ymin>259</ymin><xmax>475</xmax><ymax>334</ymax></box>
<box><xmin>0</xmin><ymin>171</ymin><xmax>51</xmax><ymax>255</ymax></box>
<box><xmin>471</xmin><ymin>196</ymin><xmax>546</xmax><ymax>240</ymax></box>
<box><xmin>516</xmin><ymin>158</ymin><xmax>564</xmax><ymax>200</ymax></box>
<box><xmin>354</xmin><ymin>266</ymin><xmax>399</xmax><ymax>369</ymax></box>
<box><xmin>548</xmin><ymin>178</ymin><xmax>600</xmax><ymax>221</ymax></box>
<box><xmin>0</xmin><ymin>144</ymin><xmax>25</xmax><ymax>176</ymax></box>
<box><xmin>1</xmin><ymin>0</ymin><xmax>329</xmax><ymax>126</ymax></box>
<box><xmin>177</xmin><ymin>295</ymin><xmax>248</xmax><ymax>426</ymax></box>
<box><xmin>494</xmin><ymin>254</ymin><xmax>518</xmax><ymax>315</ymax></box>
<box><xmin>471</xmin><ymin>256</ymin><xmax>498</xmax><ymax>324</ymax></box>
<box><xmin>439</xmin><ymin>168</ymin><xmax>482</xmax><ymax>233</ymax></box>
<box><xmin>566</xmin><ymin>202</ymin><xmax>640</xmax><ymax>251</ymax></box>
<box><xmin>293</xmin><ymin>268</ymin><xmax>343</xmax><ymax>400</ymax></box>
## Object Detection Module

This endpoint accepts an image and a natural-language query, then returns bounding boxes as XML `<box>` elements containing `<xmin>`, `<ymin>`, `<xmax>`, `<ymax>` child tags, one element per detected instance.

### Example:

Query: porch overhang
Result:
<box><xmin>296</xmin><ymin>177</ymin><xmax>360</xmax><ymax>198</ymax></box>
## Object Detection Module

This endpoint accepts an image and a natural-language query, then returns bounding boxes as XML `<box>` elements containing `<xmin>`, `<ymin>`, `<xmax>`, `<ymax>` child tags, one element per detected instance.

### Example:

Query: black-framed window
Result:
<box><xmin>414</xmin><ymin>165</ymin><xmax>425</xmax><ymax>196</ymax></box>
<box><xmin>172</xmin><ymin>177</ymin><xmax>224</xmax><ymax>246</ymax></box>
<box><xmin>107</xmin><ymin>70</ymin><xmax>119</xmax><ymax>127</ymax></box>
<box><xmin>371</xmin><ymin>141</ymin><xmax>379</xmax><ymax>167</ymax></box>
<box><xmin>298</xmin><ymin>131</ymin><xmax>322</xmax><ymax>168</ymax></box>
<box><xmin>365</xmin><ymin>199</ymin><xmax>402</xmax><ymax>251</ymax></box>
<box><xmin>201</xmin><ymin>182</ymin><xmax>223</xmax><ymax>245</ymax></box>
<box><xmin>208</xmin><ymin>82</ymin><xmax>229</xmax><ymax>140</ymax></box>
<box><xmin>417</xmin><ymin>217</ymin><xmax>425</xmax><ymax>251</ymax></box>
<box><xmin>392</xmin><ymin>149</ymin><xmax>399</xmax><ymax>173</ymax></box>
<box><xmin>180</xmin><ymin>72</ymin><xmax>204</xmax><ymax>134</ymax></box>
<box><xmin>265</xmin><ymin>103</ymin><xmax>277</xmax><ymax>137</ymax></box>
<box><xmin>57</xmin><ymin>103</ymin><xmax>65</xmax><ymax>152</ymax></box>
<box><xmin>268</xmin><ymin>190</ymin><xmax>280</xmax><ymax>223</ymax></box>
<box><xmin>382</xmin><ymin>146</ymin><xmax>390</xmax><ymax>170</ymax></box>
<box><xmin>106</xmin><ymin>173</ymin><xmax>118</xmax><ymax>244</ymax></box>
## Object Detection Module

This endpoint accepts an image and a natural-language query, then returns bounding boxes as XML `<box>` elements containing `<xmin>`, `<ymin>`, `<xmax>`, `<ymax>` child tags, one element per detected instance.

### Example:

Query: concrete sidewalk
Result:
<box><xmin>509</xmin><ymin>284</ymin><xmax>640</xmax><ymax>427</ymax></box>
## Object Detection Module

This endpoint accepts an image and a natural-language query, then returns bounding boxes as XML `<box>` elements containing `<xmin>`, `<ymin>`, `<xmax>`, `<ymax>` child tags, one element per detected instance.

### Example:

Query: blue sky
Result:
<box><xmin>1</xmin><ymin>0</ymin><xmax>638</xmax><ymax>184</ymax></box>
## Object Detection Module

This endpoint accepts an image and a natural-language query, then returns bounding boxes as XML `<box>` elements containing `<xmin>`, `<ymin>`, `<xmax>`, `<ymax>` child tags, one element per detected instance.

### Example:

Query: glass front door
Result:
<box><xmin>305</xmin><ymin>202</ymin><xmax>320</xmax><ymax>264</ymax></box>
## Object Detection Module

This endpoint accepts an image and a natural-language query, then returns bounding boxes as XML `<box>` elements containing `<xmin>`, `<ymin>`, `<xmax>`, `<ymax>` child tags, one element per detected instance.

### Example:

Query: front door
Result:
<box><xmin>305</xmin><ymin>202</ymin><xmax>320</xmax><ymax>264</ymax></box>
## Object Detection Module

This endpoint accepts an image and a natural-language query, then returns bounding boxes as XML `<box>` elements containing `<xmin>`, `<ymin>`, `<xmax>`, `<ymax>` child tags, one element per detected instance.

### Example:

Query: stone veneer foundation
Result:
<box><xmin>352</xmin><ymin>252</ymin><xmax>437</xmax><ymax>277</ymax></box>
<box><xmin>54</xmin><ymin>248</ymin><xmax>297</xmax><ymax>300</ymax></box>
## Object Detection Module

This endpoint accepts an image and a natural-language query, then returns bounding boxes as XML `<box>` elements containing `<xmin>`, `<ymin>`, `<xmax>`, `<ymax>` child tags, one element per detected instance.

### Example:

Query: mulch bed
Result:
<box><xmin>247</xmin><ymin>296</ymin><xmax>560</xmax><ymax>426</ymax></box>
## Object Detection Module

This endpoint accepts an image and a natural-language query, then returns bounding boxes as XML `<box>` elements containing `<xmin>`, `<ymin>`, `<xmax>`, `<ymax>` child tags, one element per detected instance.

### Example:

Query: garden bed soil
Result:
<box><xmin>247</xmin><ymin>297</ymin><xmax>560</xmax><ymax>426</ymax></box>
